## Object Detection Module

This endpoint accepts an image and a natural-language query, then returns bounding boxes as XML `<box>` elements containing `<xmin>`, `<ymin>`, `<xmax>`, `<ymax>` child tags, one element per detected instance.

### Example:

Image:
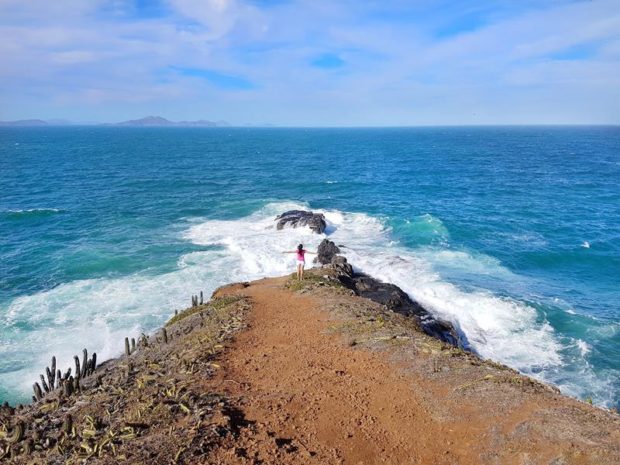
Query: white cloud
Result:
<box><xmin>0</xmin><ymin>0</ymin><xmax>618</xmax><ymax>124</ymax></box>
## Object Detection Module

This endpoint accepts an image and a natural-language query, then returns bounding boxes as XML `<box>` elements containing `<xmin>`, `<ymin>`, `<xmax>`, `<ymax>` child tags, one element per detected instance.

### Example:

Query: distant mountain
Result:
<box><xmin>0</xmin><ymin>116</ymin><xmax>234</xmax><ymax>127</ymax></box>
<box><xmin>0</xmin><ymin>119</ymin><xmax>48</xmax><ymax>126</ymax></box>
<box><xmin>113</xmin><ymin>116</ymin><xmax>230</xmax><ymax>127</ymax></box>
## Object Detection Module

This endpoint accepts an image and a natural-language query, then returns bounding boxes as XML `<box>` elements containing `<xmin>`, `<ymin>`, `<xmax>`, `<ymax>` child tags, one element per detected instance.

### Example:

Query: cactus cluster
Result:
<box><xmin>125</xmin><ymin>336</ymin><xmax>139</xmax><ymax>357</ymax></box>
<box><xmin>191</xmin><ymin>291</ymin><xmax>204</xmax><ymax>307</ymax></box>
<box><xmin>32</xmin><ymin>350</ymin><xmax>97</xmax><ymax>402</ymax></box>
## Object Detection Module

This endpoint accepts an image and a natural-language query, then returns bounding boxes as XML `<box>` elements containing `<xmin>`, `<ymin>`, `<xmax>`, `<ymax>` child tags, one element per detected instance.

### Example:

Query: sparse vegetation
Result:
<box><xmin>0</xmin><ymin>296</ymin><xmax>250</xmax><ymax>464</ymax></box>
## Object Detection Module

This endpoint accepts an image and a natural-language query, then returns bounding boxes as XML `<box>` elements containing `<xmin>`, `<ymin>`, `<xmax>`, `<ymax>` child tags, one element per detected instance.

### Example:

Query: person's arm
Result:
<box><xmin>282</xmin><ymin>251</ymin><xmax>296</xmax><ymax>254</ymax></box>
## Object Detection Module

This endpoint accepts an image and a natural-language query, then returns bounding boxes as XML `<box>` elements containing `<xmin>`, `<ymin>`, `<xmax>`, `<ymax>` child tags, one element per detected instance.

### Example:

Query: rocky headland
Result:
<box><xmin>0</xmin><ymin>211</ymin><xmax>618</xmax><ymax>464</ymax></box>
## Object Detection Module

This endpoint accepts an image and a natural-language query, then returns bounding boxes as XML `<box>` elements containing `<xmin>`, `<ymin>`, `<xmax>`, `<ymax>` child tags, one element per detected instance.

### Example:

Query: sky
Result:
<box><xmin>0</xmin><ymin>0</ymin><xmax>619</xmax><ymax>126</ymax></box>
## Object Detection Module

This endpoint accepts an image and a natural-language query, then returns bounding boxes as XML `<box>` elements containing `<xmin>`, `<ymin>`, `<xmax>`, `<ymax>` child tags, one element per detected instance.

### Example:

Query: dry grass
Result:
<box><xmin>0</xmin><ymin>296</ymin><xmax>250</xmax><ymax>464</ymax></box>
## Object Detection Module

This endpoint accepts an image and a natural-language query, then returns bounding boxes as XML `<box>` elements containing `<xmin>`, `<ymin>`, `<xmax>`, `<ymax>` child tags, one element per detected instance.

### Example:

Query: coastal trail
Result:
<box><xmin>208</xmin><ymin>276</ymin><xmax>620</xmax><ymax>465</ymax></box>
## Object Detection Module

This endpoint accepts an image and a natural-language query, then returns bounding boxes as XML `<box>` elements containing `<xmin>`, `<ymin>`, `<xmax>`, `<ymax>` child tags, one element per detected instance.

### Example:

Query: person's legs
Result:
<box><xmin>300</xmin><ymin>263</ymin><xmax>305</xmax><ymax>280</ymax></box>
<box><xmin>296</xmin><ymin>263</ymin><xmax>302</xmax><ymax>280</ymax></box>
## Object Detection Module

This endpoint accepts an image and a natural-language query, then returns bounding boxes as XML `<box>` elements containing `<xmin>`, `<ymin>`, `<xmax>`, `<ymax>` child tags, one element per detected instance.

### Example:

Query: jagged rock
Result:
<box><xmin>275</xmin><ymin>210</ymin><xmax>326</xmax><ymax>234</ymax></box>
<box><xmin>322</xmin><ymin>251</ymin><xmax>462</xmax><ymax>348</ymax></box>
<box><xmin>330</xmin><ymin>255</ymin><xmax>354</xmax><ymax>278</ymax></box>
<box><xmin>316</xmin><ymin>239</ymin><xmax>340</xmax><ymax>264</ymax></box>
<box><xmin>352</xmin><ymin>276</ymin><xmax>421</xmax><ymax>315</ymax></box>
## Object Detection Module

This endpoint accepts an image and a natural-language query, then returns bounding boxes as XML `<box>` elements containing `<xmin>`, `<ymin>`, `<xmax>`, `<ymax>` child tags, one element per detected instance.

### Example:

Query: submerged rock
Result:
<box><xmin>275</xmin><ymin>210</ymin><xmax>327</xmax><ymax>234</ymax></box>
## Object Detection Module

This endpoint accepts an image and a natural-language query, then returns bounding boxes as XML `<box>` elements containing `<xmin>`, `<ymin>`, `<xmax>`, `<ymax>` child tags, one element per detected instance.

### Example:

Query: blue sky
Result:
<box><xmin>0</xmin><ymin>0</ymin><xmax>619</xmax><ymax>125</ymax></box>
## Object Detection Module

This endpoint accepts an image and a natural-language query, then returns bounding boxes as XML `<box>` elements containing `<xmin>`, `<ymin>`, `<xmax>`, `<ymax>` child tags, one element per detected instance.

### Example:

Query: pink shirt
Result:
<box><xmin>296</xmin><ymin>250</ymin><xmax>305</xmax><ymax>261</ymax></box>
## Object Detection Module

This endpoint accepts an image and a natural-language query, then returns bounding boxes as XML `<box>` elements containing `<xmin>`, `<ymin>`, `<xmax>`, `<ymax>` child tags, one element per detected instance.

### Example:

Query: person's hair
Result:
<box><xmin>297</xmin><ymin>244</ymin><xmax>303</xmax><ymax>252</ymax></box>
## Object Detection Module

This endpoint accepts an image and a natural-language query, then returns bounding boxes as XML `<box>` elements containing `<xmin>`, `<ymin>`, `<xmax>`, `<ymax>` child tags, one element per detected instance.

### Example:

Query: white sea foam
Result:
<box><xmin>581</xmin><ymin>241</ymin><xmax>591</xmax><ymax>248</ymax></box>
<box><xmin>0</xmin><ymin>201</ymin><xmax>613</xmax><ymax>406</ymax></box>
<box><xmin>575</xmin><ymin>339</ymin><xmax>591</xmax><ymax>356</ymax></box>
<box><xmin>5</xmin><ymin>208</ymin><xmax>62</xmax><ymax>214</ymax></box>
<box><xmin>186</xmin><ymin>203</ymin><xmax>565</xmax><ymax>372</ymax></box>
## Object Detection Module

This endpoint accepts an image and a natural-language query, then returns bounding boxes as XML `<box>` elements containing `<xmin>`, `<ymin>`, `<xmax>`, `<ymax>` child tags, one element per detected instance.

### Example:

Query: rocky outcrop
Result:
<box><xmin>316</xmin><ymin>238</ymin><xmax>341</xmax><ymax>264</ymax></box>
<box><xmin>275</xmin><ymin>210</ymin><xmax>327</xmax><ymax>234</ymax></box>
<box><xmin>317</xmin><ymin>239</ymin><xmax>462</xmax><ymax>348</ymax></box>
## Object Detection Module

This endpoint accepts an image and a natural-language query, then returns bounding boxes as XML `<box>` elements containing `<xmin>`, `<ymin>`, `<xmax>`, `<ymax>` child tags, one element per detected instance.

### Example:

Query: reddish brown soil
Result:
<box><xmin>209</xmin><ymin>276</ymin><xmax>619</xmax><ymax>465</ymax></box>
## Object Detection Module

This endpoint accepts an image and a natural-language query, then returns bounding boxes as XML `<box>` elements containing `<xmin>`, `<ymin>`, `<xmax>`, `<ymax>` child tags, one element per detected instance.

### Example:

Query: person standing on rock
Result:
<box><xmin>283</xmin><ymin>244</ymin><xmax>316</xmax><ymax>281</ymax></box>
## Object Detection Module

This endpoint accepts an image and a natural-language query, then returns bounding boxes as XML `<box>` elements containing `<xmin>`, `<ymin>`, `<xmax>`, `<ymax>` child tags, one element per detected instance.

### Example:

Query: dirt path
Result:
<box><xmin>214</xmin><ymin>279</ymin><xmax>429</xmax><ymax>464</ymax></box>
<box><xmin>209</xmin><ymin>278</ymin><xmax>619</xmax><ymax>465</ymax></box>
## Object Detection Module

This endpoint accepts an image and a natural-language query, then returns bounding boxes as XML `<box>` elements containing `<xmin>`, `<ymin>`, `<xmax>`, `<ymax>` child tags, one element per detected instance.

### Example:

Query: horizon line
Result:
<box><xmin>1</xmin><ymin>122</ymin><xmax>619</xmax><ymax>129</ymax></box>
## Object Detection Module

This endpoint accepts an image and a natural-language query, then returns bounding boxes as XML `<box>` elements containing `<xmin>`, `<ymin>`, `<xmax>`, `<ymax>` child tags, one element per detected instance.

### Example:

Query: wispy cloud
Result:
<box><xmin>0</xmin><ymin>0</ymin><xmax>618</xmax><ymax>125</ymax></box>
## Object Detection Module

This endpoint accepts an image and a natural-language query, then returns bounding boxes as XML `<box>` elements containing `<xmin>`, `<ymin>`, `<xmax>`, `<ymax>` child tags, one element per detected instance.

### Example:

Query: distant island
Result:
<box><xmin>110</xmin><ymin>116</ymin><xmax>231</xmax><ymax>127</ymax></box>
<box><xmin>0</xmin><ymin>119</ymin><xmax>49</xmax><ymax>126</ymax></box>
<box><xmin>0</xmin><ymin>116</ymin><xmax>232</xmax><ymax>127</ymax></box>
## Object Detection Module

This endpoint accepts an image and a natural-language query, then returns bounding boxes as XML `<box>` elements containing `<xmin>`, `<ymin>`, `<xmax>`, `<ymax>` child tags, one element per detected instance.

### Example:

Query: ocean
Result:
<box><xmin>1</xmin><ymin>126</ymin><xmax>618</xmax><ymax>408</ymax></box>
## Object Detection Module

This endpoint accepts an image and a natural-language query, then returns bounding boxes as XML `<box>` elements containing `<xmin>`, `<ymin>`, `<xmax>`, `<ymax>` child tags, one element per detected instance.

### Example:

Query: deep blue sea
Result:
<box><xmin>1</xmin><ymin>126</ymin><xmax>619</xmax><ymax>408</ymax></box>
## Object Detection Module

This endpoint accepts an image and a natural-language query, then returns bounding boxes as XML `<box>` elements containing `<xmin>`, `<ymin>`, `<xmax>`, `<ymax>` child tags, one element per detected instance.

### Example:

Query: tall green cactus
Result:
<box><xmin>81</xmin><ymin>349</ymin><xmax>88</xmax><ymax>378</ymax></box>
<box><xmin>39</xmin><ymin>374</ymin><xmax>50</xmax><ymax>394</ymax></box>
<box><xmin>50</xmin><ymin>356</ymin><xmax>56</xmax><ymax>386</ymax></box>
<box><xmin>74</xmin><ymin>356</ymin><xmax>81</xmax><ymax>381</ymax></box>
<box><xmin>33</xmin><ymin>382</ymin><xmax>43</xmax><ymax>401</ymax></box>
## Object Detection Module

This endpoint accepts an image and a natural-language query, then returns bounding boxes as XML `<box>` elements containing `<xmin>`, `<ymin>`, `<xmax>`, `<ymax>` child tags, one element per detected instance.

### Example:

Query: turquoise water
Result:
<box><xmin>1</xmin><ymin>126</ymin><xmax>618</xmax><ymax>408</ymax></box>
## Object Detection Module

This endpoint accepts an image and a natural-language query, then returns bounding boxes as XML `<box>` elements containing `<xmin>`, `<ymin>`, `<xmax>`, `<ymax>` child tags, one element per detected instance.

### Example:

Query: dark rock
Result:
<box><xmin>350</xmin><ymin>274</ymin><xmax>461</xmax><ymax>346</ymax></box>
<box><xmin>275</xmin><ymin>210</ymin><xmax>326</xmax><ymax>234</ymax></box>
<box><xmin>351</xmin><ymin>276</ymin><xmax>420</xmax><ymax>315</ymax></box>
<box><xmin>330</xmin><ymin>255</ymin><xmax>353</xmax><ymax>279</ymax></box>
<box><xmin>315</xmin><ymin>239</ymin><xmax>341</xmax><ymax>264</ymax></box>
<box><xmin>321</xmin><ymin>253</ymin><xmax>463</xmax><ymax>348</ymax></box>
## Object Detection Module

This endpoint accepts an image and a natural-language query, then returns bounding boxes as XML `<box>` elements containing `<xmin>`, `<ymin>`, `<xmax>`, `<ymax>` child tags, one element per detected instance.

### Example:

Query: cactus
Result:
<box><xmin>200</xmin><ymin>290</ymin><xmax>204</xmax><ymax>305</ymax></box>
<box><xmin>81</xmin><ymin>349</ymin><xmax>88</xmax><ymax>378</ymax></box>
<box><xmin>64</xmin><ymin>377</ymin><xmax>73</xmax><ymax>397</ymax></box>
<box><xmin>131</xmin><ymin>338</ymin><xmax>136</xmax><ymax>352</ymax></box>
<box><xmin>125</xmin><ymin>337</ymin><xmax>130</xmax><ymax>356</ymax></box>
<box><xmin>162</xmin><ymin>328</ymin><xmax>168</xmax><ymax>344</ymax></box>
<box><xmin>62</xmin><ymin>414</ymin><xmax>73</xmax><ymax>435</ymax></box>
<box><xmin>91</xmin><ymin>352</ymin><xmax>97</xmax><ymax>374</ymax></box>
<box><xmin>64</xmin><ymin>367</ymin><xmax>71</xmax><ymax>379</ymax></box>
<box><xmin>45</xmin><ymin>367</ymin><xmax>54</xmax><ymax>391</ymax></box>
<box><xmin>33</xmin><ymin>382</ymin><xmax>43</xmax><ymax>401</ymax></box>
<box><xmin>56</xmin><ymin>369</ymin><xmax>62</xmax><ymax>389</ymax></box>
<box><xmin>50</xmin><ymin>356</ymin><xmax>56</xmax><ymax>386</ymax></box>
<box><xmin>40</xmin><ymin>374</ymin><xmax>50</xmax><ymax>394</ymax></box>
<box><xmin>74</xmin><ymin>356</ymin><xmax>81</xmax><ymax>381</ymax></box>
